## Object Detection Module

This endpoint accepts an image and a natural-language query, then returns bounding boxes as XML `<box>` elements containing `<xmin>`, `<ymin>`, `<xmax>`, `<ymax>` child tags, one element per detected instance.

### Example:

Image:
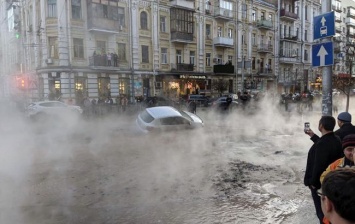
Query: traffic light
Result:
<box><xmin>16</xmin><ymin>76</ymin><xmax>26</xmax><ymax>90</ymax></box>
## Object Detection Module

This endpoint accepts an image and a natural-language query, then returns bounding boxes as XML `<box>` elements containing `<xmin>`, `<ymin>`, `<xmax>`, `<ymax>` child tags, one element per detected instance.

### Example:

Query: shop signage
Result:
<box><xmin>180</xmin><ymin>75</ymin><xmax>207</xmax><ymax>79</ymax></box>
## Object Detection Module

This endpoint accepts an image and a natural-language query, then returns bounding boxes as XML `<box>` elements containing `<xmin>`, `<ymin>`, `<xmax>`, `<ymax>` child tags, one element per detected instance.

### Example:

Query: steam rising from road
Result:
<box><xmin>0</xmin><ymin>95</ymin><xmax>350</xmax><ymax>223</ymax></box>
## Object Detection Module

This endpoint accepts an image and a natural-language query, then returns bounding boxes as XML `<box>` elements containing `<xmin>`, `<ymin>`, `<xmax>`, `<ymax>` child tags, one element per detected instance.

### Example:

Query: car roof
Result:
<box><xmin>146</xmin><ymin>106</ymin><xmax>182</xmax><ymax>119</ymax></box>
<box><xmin>32</xmin><ymin>101</ymin><xmax>63</xmax><ymax>104</ymax></box>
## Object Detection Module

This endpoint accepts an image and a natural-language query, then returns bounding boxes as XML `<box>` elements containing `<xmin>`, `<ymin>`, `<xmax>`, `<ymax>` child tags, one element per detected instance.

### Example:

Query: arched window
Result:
<box><xmin>140</xmin><ymin>11</ymin><xmax>148</xmax><ymax>29</ymax></box>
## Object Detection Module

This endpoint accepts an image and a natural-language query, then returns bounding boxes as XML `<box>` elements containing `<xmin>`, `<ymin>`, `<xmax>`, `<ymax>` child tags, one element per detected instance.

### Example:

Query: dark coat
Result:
<box><xmin>304</xmin><ymin>132</ymin><xmax>343</xmax><ymax>189</ymax></box>
<box><xmin>334</xmin><ymin>123</ymin><xmax>355</xmax><ymax>141</ymax></box>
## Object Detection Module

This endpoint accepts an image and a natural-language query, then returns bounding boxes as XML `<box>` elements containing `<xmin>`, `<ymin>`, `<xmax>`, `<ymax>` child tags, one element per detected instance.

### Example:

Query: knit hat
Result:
<box><xmin>338</xmin><ymin>112</ymin><xmax>352</xmax><ymax>122</ymax></box>
<box><xmin>342</xmin><ymin>134</ymin><xmax>355</xmax><ymax>150</ymax></box>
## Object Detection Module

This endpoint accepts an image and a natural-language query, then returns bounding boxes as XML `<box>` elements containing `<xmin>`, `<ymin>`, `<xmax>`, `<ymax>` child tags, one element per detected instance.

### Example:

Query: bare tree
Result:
<box><xmin>212</xmin><ymin>79</ymin><xmax>228</xmax><ymax>96</ymax></box>
<box><xmin>332</xmin><ymin>74</ymin><xmax>355</xmax><ymax>112</ymax></box>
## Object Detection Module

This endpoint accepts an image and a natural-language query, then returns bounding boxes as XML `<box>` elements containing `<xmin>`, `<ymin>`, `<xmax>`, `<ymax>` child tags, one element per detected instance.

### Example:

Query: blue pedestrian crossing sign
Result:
<box><xmin>312</xmin><ymin>42</ymin><xmax>333</xmax><ymax>67</ymax></box>
<box><xmin>314</xmin><ymin>11</ymin><xmax>335</xmax><ymax>40</ymax></box>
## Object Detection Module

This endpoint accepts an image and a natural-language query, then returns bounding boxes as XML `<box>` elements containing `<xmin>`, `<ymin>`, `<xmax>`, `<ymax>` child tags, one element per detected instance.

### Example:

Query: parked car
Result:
<box><xmin>136</xmin><ymin>106</ymin><xmax>204</xmax><ymax>132</ymax></box>
<box><xmin>210</xmin><ymin>96</ymin><xmax>238</xmax><ymax>112</ymax></box>
<box><xmin>187</xmin><ymin>94</ymin><xmax>211</xmax><ymax>107</ymax></box>
<box><xmin>26</xmin><ymin>101</ymin><xmax>83</xmax><ymax>120</ymax></box>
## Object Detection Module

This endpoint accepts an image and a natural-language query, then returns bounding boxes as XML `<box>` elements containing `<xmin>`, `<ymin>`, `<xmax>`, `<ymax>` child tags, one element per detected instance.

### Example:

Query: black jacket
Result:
<box><xmin>304</xmin><ymin>132</ymin><xmax>343</xmax><ymax>189</ymax></box>
<box><xmin>334</xmin><ymin>123</ymin><xmax>355</xmax><ymax>140</ymax></box>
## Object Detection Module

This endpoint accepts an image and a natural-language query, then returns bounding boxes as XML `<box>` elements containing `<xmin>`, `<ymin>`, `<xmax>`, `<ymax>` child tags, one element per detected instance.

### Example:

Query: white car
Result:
<box><xmin>26</xmin><ymin>101</ymin><xmax>83</xmax><ymax>120</ymax></box>
<box><xmin>136</xmin><ymin>106</ymin><xmax>204</xmax><ymax>132</ymax></box>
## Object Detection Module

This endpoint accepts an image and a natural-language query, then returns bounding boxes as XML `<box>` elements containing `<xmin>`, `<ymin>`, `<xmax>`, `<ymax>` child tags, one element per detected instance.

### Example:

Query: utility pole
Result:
<box><xmin>321</xmin><ymin>1</ymin><xmax>332</xmax><ymax>116</ymax></box>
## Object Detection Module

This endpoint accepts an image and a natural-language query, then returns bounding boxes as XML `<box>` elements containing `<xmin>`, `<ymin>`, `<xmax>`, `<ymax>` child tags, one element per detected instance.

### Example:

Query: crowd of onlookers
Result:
<box><xmin>90</xmin><ymin>51</ymin><xmax>119</xmax><ymax>67</ymax></box>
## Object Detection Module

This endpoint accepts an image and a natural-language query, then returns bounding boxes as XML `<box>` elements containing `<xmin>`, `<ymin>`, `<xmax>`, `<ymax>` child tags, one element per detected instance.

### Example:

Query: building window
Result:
<box><xmin>252</xmin><ymin>9</ymin><xmax>256</xmax><ymax>21</ymax></box>
<box><xmin>305</xmin><ymin>29</ymin><xmax>308</xmax><ymax>41</ymax></box>
<box><xmin>161</xmin><ymin>48</ymin><xmax>168</xmax><ymax>64</ymax></box>
<box><xmin>48</xmin><ymin>37</ymin><xmax>58</xmax><ymax>58</ymax></box>
<box><xmin>206</xmin><ymin>53</ymin><xmax>211</xmax><ymax>66</ymax></box>
<box><xmin>48</xmin><ymin>77</ymin><xmax>61</xmax><ymax>99</ymax></box>
<box><xmin>242</xmin><ymin>3</ymin><xmax>247</xmax><ymax>19</ymax></box>
<box><xmin>252</xmin><ymin>33</ymin><xmax>256</xmax><ymax>45</ymax></box>
<box><xmin>305</xmin><ymin>5</ymin><xmax>308</xmax><ymax>20</ymax></box>
<box><xmin>176</xmin><ymin>50</ymin><xmax>182</xmax><ymax>63</ymax></box>
<box><xmin>72</xmin><ymin>0</ymin><xmax>81</xmax><ymax>19</ymax></box>
<box><xmin>142</xmin><ymin>45</ymin><xmax>149</xmax><ymax>63</ymax></box>
<box><xmin>190</xmin><ymin>51</ymin><xmax>195</xmax><ymax>65</ymax></box>
<box><xmin>117</xmin><ymin>43</ymin><xmax>126</xmax><ymax>61</ymax></box>
<box><xmin>228</xmin><ymin>28</ymin><xmax>232</xmax><ymax>38</ymax></box>
<box><xmin>217</xmin><ymin>26</ymin><xmax>222</xmax><ymax>37</ymax></box>
<box><xmin>91</xmin><ymin>3</ymin><xmax>118</xmax><ymax>20</ymax></box>
<box><xmin>268</xmin><ymin>14</ymin><xmax>272</xmax><ymax>21</ymax></box>
<box><xmin>228</xmin><ymin>55</ymin><xmax>233</xmax><ymax>63</ymax></box>
<box><xmin>96</xmin><ymin>41</ymin><xmax>106</xmax><ymax>54</ymax></box>
<box><xmin>160</xmin><ymin>16</ymin><xmax>166</xmax><ymax>32</ymax></box>
<box><xmin>261</xmin><ymin>11</ymin><xmax>265</xmax><ymax>20</ymax></box>
<box><xmin>206</xmin><ymin>24</ymin><xmax>211</xmax><ymax>38</ymax></box>
<box><xmin>73</xmin><ymin>38</ymin><xmax>84</xmax><ymax>58</ymax></box>
<box><xmin>252</xmin><ymin>57</ymin><xmax>256</xmax><ymax>69</ymax></box>
<box><xmin>119</xmin><ymin>78</ymin><xmax>130</xmax><ymax>95</ymax></box>
<box><xmin>217</xmin><ymin>54</ymin><xmax>223</xmax><ymax>64</ymax></box>
<box><xmin>47</xmin><ymin>0</ymin><xmax>57</xmax><ymax>18</ymax></box>
<box><xmin>170</xmin><ymin>8</ymin><xmax>194</xmax><ymax>34</ymax></box>
<box><xmin>304</xmin><ymin>49</ymin><xmax>308</xmax><ymax>61</ymax></box>
<box><xmin>140</xmin><ymin>11</ymin><xmax>148</xmax><ymax>29</ymax></box>
<box><xmin>118</xmin><ymin>7</ymin><xmax>125</xmax><ymax>26</ymax></box>
<box><xmin>98</xmin><ymin>77</ymin><xmax>111</xmax><ymax>98</ymax></box>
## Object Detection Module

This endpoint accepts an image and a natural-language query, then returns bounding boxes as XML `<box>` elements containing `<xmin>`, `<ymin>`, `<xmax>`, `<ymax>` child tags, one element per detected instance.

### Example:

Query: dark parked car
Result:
<box><xmin>210</xmin><ymin>96</ymin><xmax>238</xmax><ymax>112</ymax></box>
<box><xmin>187</xmin><ymin>94</ymin><xmax>211</xmax><ymax>107</ymax></box>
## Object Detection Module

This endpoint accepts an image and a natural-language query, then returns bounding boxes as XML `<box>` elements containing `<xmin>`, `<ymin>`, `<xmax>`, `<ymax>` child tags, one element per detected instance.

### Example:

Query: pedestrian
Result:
<box><xmin>334</xmin><ymin>112</ymin><xmax>355</xmax><ymax>141</ymax></box>
<box><xmin>304</xmin><ymin>116</ymin><xmax>343</xmax><ymax>224</ymax></box>
<box><xmin>319</xmin><ymin>168</ymin><xmax>355</xmax><ymax>224</ymax></box>
<box><xmin>187</xmin><ymin>100</ymin><xmax>197</xmax><ymax>114</ymax></box>
<box><xmin>107</xmin><ymin>52</ymin><xmax>112</xmax><ymax>66</ymax></box>
<box><xmin>121</xmin><ymin>95</ymin><xmax>128</xmax><ymax>112</ymax></box>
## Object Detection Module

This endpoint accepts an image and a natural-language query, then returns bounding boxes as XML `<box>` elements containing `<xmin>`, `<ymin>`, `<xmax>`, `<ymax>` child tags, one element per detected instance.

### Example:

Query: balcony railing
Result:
<box><xmin>171</xmin><ymin>31</ymin><xmax>193</xmax><ymax>42</ymax></box>
<box><xmin>171</xmin><ymin>63</ymin><xmax>194</xmax><ymax>72</ymax></box>
<box><xmin>213</xmin><ymin>64</ymin><xmax>234</xmax><ymax>73</ymax></box>
<box><xmin>256</xmin><ymin>19</ymin><xmax>273</xmax><ymax>30</ymax></box>
<box><xmin>214</xmin><ymin>8</ymin><xmax>233</xmax><ymax>19</ymax></box>
<box><xmin>170</xmin><ymin>0</ymin><xmax>194</xmax><ymax>10</ymax></box>
<box><xmin>348</xmin><ymin>11</ymin><xmax>355</xmax><ymax>19</ymax></box>
<box><xmin>89</xmin><ymin>55</ymin><xmax>120</xmax><ymax>67</ymax></box>
<box><xmin>257</xmin><ymin>44</ymin><xmax>273</xmax><ymax>53</ymax></box>
<box><xmin>258</xmin><ymin>68</ymin><xmax>273</xmax><ymax>74</ymax></box>
<box><xmin>332</xmin><ymin>5</ymin><xmax>342</xmax><ymax>12</ymax></box>
<box><xmin>279</xmin><ymin>56</ymin><xmax>301</xmax><ymax>64</ymax></box>
<box><xmin>213</xmin><ymin>37</ymin><xmax>234</xmax><ymax>47</ymax></box>
<box><xmin>280</xmin><ymin>34</ymin><xmax>299</xmax><ymax>42</ymax></box>
<box><xmin>335</xmin><ymin>24</ymin><xmax>342</xmax><ymax>32</ymax></box>
<box><xmin>280</xmin><ymin>9</ymin><xmax>298</xmax><ymax>21</ymax></box>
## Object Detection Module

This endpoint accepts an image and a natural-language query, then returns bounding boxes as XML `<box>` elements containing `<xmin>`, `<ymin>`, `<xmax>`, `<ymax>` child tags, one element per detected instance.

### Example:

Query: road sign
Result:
<box><xmin>313</xmin><ymin>11</ymin><xmax>335</xmax><ymax>40</ymax></box>
<box><xmin>312</xmin><ymin>42</ymin><xmax>334</xmax><ymax>67</ymax></box>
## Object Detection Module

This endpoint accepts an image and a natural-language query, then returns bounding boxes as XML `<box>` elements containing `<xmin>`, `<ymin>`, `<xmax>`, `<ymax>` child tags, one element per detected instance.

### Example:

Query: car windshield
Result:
<box><xmin>140</xmin><ymin>110</ymin><xmax>155</xmax><ymax>123</ymax></box>
<box><xmin>179</xmin><ymin>110</ymin><xmax>193</xmax><ymax>122</ymax></box>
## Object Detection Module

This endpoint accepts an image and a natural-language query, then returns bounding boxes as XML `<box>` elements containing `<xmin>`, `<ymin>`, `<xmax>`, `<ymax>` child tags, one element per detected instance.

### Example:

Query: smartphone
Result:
<box><xmin>304</xmin><ymin>122</ymin><xmax>310</xmax><ymax>133</ymax></box>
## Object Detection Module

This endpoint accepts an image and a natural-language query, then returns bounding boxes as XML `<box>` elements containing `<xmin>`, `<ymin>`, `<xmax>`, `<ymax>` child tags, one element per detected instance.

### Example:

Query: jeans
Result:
<box><xmin>310</xmin><ymin>187</ymin><xmax>324</xmax><ymax>224</ymax></box>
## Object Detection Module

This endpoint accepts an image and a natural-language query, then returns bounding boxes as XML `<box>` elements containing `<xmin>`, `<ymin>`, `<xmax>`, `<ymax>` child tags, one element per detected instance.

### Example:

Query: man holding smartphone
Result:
<box><xmin>304</xmin><ymin>116</ymin><xmax>343</xmax><ymax>224</ymax></box>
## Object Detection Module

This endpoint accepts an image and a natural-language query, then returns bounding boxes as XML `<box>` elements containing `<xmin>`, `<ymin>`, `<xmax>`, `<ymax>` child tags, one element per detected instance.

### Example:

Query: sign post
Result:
<box><xmin>313</xmin><ymin>3</ymin><xmax>334</xmax><ymax>116</ymax></box>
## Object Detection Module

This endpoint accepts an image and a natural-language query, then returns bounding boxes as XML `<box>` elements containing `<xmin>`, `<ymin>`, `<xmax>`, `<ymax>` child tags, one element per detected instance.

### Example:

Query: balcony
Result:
<box><xmin>348</xmin><ymin>9</ymin><xmax>355</xmax><ymax>19</ymax></box>
<box><xmin>256</xmin><ymin>19</ymin><xmax>273</xmax><ymax>30</ymax></box>
<box><xmin>280</xmin><ymin>9</ymin><xmax>298</xmax><ymax>21</ymax></box>
<box><xmin>169</xmin><ymin>0</ymin><xmax>194</xmax><ymax>10</ymax></box>
<box><xmin>335</xmin><ymin>16</ymin><xmax>342</xmax><ymax>23</ymax></box>
<box><xmin>257</xmin><ymin>44</ymin><xmax>273</xmax><ymax>53</ymax></box>
<box><xmin>258</xmin><ymin>68</ymin><xmax>273</xmax><ymax>75</ymax></box>
<box><xmin>335</xmin><ymin>24</ymin><xmax>342</xmax><ymax>33</ymax></box>
<box><xmin>348</xmin><ymin>30</ymin><xmax>355</xmax><ymax>36</ymax></box>
<box><xmin>346</xmin><ymin>18</ymin><xmax>355</xmax><ymax>27</ymax></box>
<box><xmin>213</xmin><ymin>37</ymin><xmax>234</xmax><ymax>47</ymax></box>
<box><xmin>171</xmin><ymin>31</ymin><xmax>194</xmax><ymax>43</ymax></box>
<box><xmin>87</xmin><ymin>17</ymin><xmax>120</xmax><ymax>33</ymax></box>
<box><xmin>89</xmin><ymin>56</ymin><xmax>120</xmax><ymax>68</ymax></box>
<box><xmin>279</xmin><ymin>56</ymin><xmax>301</xmax><ymax>64</ymax></box>
<box><xmin>171</xmin><ymin>63</ymin><xmax>194</xmax><ymax>72</ymax></box>
<box><xmin>214</xmin><ymin>8</ymin><xmax>233</xmax><ymax>20</ymax></box>
<box><xmin>332</xmin><ymin>5</ymin><xmax>342</xmax><ymax>13</ymax></box>
<box><xmin>213</xmin><ymin>64</ymin><xmax>234</xmax><ymax>73</ymax></box>
<box><xmin>280</xmin><ymin>34</ymin><xmax>299</xmax><ymax>42</ymax></box>
<box><xmin>333</xmin><ymin>36</ymin><xmax>343</xmax><ymax>42</ymax></box>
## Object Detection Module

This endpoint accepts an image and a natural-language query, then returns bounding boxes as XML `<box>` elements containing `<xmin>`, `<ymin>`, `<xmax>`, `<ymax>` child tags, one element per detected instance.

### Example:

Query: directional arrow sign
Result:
<box><xmin>314</xmin><ymin>11</ymin><xmax>335</xmax><ymax>40</ymax></box>
<box><xmin>312</xmin><ymin>42</ymin><xmax>333</xmax><ymax>67</ymax></box>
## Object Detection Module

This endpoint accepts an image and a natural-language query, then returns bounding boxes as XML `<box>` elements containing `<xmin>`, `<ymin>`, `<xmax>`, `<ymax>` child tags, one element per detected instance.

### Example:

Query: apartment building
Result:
<box><xmin>3</xmin><ymin>0</ymin><xmax>329</xmax><ymax>104</ymax></box>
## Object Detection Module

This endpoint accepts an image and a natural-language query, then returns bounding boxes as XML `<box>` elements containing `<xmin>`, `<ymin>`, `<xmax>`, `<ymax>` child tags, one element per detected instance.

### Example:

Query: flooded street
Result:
<box><xmin>0</xmin><ymin>102</ymin><xmax>326</xmax><ymax>224</ymax></box>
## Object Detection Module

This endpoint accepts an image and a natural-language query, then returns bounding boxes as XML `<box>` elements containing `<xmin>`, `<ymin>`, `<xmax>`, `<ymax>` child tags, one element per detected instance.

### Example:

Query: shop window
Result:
<box><xmin>98</xmin><ymin>77</ymin><xmax>111</xmax><ymax>98</ymax></box>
